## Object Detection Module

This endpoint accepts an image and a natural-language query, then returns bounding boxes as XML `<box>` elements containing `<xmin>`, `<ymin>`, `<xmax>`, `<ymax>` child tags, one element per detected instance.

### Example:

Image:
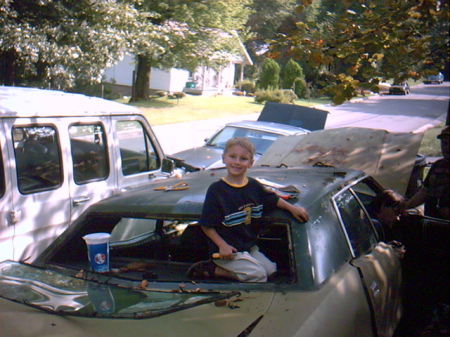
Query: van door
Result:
<box><xmin>66</xmin><ymin>117</ymin><xmax>116</xmax><ymax>224</ymax></box>
<box><xmin>111</xmin><ymin>116</ymin><xmax>166</xmax><ymax>190</ymax></box>
<box><xmin>3</xmin><ymin>119</ymin><xmax>72</xmax><ymax>262</ymax></box>
<box><xmin>0</xmin><ymin>126</ymin><xmax>11</xmax><ymax>230</ymax></box>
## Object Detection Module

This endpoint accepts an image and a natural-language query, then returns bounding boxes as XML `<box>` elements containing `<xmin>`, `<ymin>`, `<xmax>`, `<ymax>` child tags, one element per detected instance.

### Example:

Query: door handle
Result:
<box><xmin>73</xmin><ymin>196</ymin><xmax>91</xmax><ymax>206</ymax></box>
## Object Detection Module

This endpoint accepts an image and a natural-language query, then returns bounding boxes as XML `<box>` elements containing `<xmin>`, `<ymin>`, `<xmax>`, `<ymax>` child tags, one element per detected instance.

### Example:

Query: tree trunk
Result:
<box><xmin>131</xmin><ymin>54</ymin><xmax>152</xmax><ymax>101</ymax></box>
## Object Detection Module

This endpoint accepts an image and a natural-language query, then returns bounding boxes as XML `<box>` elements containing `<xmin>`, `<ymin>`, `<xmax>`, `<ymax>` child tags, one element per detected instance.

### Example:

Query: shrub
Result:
<box><xmin>259</xmin><ymin>59</ymin><xmax>280</xmax><ymax>90</ymax></box>
<box><xmin>168</xmin><ymin>91</ymin><xmax>186</xmax><ymax>99</ymax></box>
<box><xmin>156</xmin><ymin>91</ymin><xmax>168</xmax><ymax>97</ymax></box>
<box><xmin>293</xmin><ymin>78</ymin><xmax>311</xmax><ymax>99</ymax></box>
<box><xmin>254</xmin><ymin>88</ymin><xmax>298</xmax><ymax>104</ymax></box>
<box><xmin>235</xmin><ymin>79</ymin><xmax>256</xmax><ymax>94</ymax></box>
<box><xmin>283</xmin><ymin>59</ymin><xmax>304</xmax><ymax>90</ymax></box>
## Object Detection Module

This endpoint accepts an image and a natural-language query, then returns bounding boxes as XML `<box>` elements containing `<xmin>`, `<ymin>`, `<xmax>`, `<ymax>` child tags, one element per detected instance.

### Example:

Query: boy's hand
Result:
<box><xmin>219</xmin><ymin>244</ymin><xmax>237</xmax><ymax>260</ymax></box>
<box><xmin>291</xmin><ymin>206</ymin><xmax>309</xmax><ymax>223</ymax></box>
<box><xmin>277</xmin><ymin>198</ymin><xmax>309</xmax><ymax>222</ymax></box>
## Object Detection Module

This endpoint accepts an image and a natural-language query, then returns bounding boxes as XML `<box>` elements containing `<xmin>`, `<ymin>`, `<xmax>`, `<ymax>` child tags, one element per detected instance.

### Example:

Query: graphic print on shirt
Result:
<box><xmin>222</xmin><ymin>204</ymin><xmax>263</xmax><ymax>227</ymax></box>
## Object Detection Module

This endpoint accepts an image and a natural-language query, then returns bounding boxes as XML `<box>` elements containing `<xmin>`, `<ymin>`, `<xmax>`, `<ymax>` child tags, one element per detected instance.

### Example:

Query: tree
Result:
<box><xmin>268</xmin><ymin>0</ymin><xmax>449</xmax><ymax>105</ymax></box>
<box><xmin>259</xmin><ymin>58</ymin><xmax>280</xmax><ymax>89</ymax></box>
<box><xmin>0</xmin><ymin>0</ymin><xmax>138</xmax><ymax>90</ymax></box>
<box><xmin>243</xmin><ymin>0</ymin><xmax>299</xmax><ymax>80</ymax></box>
<box><xmin>283</xmin><ymin>59</ymin><xmax>304</xmax><ymax>89</ymax></box>
<box><xmin>130</xmin><ymin>0</ymin><xmax>252</xmax><ymax>101</ymax></box>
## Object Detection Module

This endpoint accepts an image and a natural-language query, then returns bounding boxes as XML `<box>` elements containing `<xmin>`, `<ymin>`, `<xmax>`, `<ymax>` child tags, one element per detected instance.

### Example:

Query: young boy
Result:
<box><xmin>188</xmin><ymin>137</ymin><xmax>309</xmax><ymax>282</ymax></box>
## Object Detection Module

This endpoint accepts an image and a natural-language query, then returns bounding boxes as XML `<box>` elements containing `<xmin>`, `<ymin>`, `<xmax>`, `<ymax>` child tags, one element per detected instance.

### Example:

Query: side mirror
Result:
<box><xmin>161</xmin><ymin>158</ymin><xmax>175</xmax><ymax>174</ymax></box>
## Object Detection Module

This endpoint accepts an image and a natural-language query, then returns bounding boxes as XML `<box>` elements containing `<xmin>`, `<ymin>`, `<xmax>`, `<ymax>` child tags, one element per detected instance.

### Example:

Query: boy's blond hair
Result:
<box><xmin>224</xmin><ymin>137</ymin><xmax>255</xmax><ymax>159</ymax></box>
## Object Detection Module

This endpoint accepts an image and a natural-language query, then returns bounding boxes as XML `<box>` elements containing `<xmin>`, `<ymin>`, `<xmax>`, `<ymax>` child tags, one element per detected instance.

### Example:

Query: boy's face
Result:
<box><xmin>222</xmin><ymin>144</ymin><xmax>254</xmax><ymax>177</ymax></box>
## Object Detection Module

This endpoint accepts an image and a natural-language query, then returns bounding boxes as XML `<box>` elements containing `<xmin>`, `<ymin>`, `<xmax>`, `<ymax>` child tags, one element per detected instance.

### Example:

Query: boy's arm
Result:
<box><xmin>277</xmin><ymin>198</ymin><xmax>309</xmax><ymax>222</ymax></box>
<box><xmin>201</xmin><ymin>226</ymin><xmax>237</xmax><ymax>259</ymax></box>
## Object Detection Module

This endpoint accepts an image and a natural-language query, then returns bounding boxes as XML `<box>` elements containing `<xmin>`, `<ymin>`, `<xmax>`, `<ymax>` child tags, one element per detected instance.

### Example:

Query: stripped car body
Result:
<box><xmin>0</xmin><ymin>165</ymin><xmax>404</xmax><ymax>337</ymax></box>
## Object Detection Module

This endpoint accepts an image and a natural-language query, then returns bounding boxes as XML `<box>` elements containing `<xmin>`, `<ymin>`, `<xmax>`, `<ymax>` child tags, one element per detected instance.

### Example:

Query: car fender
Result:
<box><xmin>247</xmin><ymin>264</ymin><xmax>375</xmax><ymax>337</ymax></box>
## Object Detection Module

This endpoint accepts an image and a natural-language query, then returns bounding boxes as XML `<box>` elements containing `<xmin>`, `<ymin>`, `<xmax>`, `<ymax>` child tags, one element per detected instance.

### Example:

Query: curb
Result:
<box><xmin>413</xmin><ymin>113</ymin><xmax>448</xmax><ymax>133</ymax></box>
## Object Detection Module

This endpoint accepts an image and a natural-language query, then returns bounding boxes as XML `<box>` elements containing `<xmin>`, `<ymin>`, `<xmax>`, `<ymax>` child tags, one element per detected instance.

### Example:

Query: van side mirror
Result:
<box><xmin>161</xmin><ymin>158</ymin><xmax>175</xmax><ymax>174</ymax></box>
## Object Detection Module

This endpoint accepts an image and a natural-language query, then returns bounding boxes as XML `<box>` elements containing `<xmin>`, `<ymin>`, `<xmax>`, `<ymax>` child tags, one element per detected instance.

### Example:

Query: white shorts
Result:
<box><xmin>214</xmin><ymin>245</ymin><xmax>277</xmax><ymax>282</ymax></box>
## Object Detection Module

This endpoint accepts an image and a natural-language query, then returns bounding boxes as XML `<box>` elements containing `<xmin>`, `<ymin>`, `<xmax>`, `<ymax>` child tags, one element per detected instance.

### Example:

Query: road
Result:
<box><xmin>325</xmin><ymin>82</ymin><xmax>449</xmax><ymax>132</ymax></box>
<box><xmin>153</xmin><ymin>82</ymin><xmax>449</xmax><ymax>155</ymax></box>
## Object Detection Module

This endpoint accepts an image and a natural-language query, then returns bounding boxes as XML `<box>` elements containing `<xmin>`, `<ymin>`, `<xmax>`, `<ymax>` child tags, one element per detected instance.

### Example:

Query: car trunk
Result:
<box><xmin>258</xmin><ymin>102</ymin><xmax>329</xmax><ymax>131</ymax></box>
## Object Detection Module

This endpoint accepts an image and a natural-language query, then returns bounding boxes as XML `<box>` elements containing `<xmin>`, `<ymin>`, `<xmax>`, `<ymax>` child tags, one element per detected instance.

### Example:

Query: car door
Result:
<box><xmin>3</xmin><ymin>118</ymin><xmax>72</xmax><ymax>262</ymax></box>
<box><xmin>334</xmin><ymin>188</ymin><xmax>402</xmax><ymax>337</ymax></box>
<box><xmin>65</xmin><ymin>117</ymin><xmax>115</xmax><ymax>224</ymax></box>
<box><xmin>400</xmin><ymin>212</ymin><xmax>450</xmax><ymax>260</ymax></box>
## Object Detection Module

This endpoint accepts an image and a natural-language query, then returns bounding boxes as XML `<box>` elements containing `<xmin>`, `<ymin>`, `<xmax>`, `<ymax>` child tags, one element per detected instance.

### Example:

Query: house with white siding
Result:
<box><xmin>103</xmin><ymin>41</ymin><xmax>252</xmax><ymax>97</ymax></box>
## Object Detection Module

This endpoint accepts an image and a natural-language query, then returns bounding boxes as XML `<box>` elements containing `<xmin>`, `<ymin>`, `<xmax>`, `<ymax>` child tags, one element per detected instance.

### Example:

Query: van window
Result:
<box><xmin>117</xmin><ymin>121</ymin><xmax>160</xmax><ymax>176</ymax></box>
<box><xmin>13</xmin><ymin>126</ymin><xmax>63</xmax><ymax>194</ymax></box>
<box><xmin>69</xmin><ymin>124</ymin><xmax>109</xmax><ymax>184</ymax></box>
<box><xmin>335</xmin><ymin>189</ymin><xmax>378</xmax><ymax>257</ymax></box>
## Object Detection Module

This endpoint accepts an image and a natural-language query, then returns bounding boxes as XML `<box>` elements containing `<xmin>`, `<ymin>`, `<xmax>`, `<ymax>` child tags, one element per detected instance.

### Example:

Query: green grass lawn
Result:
<box><xmin>418</xmin><ymin>121</ymin><xmax>446</xmax><ymax>157</ymax></box>
<box><xmin>117</xmin><ymin>94</ymin><xmax>330</xmax><ymax>125</ymax></box>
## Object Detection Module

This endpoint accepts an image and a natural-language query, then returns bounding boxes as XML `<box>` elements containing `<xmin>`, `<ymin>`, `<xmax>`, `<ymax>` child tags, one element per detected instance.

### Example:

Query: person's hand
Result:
<box><xmin>218</xmin><ymin>244</ymin><xmax>237</xmax><ymax>260</ymax></box>
<box><xmin>291</xmin><ymin>206</ymin><xmax>309</xmax><ymax>223</ymax></box>
<box><xmin>388</xmin><ymin>240</ymin><xmax>406</xmax><ymax>260</ymax></box>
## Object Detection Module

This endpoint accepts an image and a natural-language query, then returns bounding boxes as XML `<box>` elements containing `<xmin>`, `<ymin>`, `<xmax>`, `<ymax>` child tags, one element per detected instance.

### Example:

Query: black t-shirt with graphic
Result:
<box><xmin>199</xmin><ymin>177</ymin><xmax>279</xmax><ymax>253</ymax></box>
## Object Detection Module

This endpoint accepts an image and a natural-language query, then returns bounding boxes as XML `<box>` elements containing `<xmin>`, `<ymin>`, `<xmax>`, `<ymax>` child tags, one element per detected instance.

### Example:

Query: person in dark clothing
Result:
<box><xmin>188</xmin><ymin>137</ymin><xmax>309</xmax><ymax>282</ymax></box>
<box><xmin>406</xmin><ymin>126</ymin><xmax>449</xmax><ymax>220</ymax></box>
<box><xmin>368</xmin><ymin>189</ymin><xmax>406</xmax><ymax>258</ymax></box>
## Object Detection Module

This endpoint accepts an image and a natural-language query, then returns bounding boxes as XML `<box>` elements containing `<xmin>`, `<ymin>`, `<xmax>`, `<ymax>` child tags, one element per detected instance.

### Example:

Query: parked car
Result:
<box><xmin>0</xmin><ymin>165</ymin><xmax>413</xmax><ymax>337</ymax></box>
<box><xmin>423</xmin><ymin>72</ymin><xmax>444</xmax><ymax>84</ymax></box>
<box><xmin>171</xmin><ymin>120</ymin><xmax>310</xmax><ymax>171</ymax></box>
<box><xmin>377</xmin><ymin>82</ymin><xmax>391</xmax><ymax>93</ymax></box>
<box><xmin>0</xmin><ymin>86</ymin><xmax>174</xmax><ymax>263</ymax></box>
<box><xmin>389</xmin><ymin>82</ymin><xmax>410</xmax><ymax>95</ymax></box>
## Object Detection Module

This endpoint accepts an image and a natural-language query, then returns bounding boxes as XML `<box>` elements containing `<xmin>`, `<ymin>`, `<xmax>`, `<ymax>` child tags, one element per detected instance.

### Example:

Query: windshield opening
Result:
<box><xmin>43</xmin><ymin>216</ymin><xmax>296</xmax><ymax>284</ymax></box>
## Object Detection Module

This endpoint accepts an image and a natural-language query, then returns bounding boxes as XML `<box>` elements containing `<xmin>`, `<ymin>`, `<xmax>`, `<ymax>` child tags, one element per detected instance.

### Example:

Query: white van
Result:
<box><xmin>0</xmin><ymin>86</ymin><xmax>174</xmax><ymax>262</ymax></box>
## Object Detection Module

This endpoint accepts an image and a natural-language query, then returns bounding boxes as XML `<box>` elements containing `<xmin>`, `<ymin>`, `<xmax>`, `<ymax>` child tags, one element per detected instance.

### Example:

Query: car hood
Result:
<box><xmin>171</xmin><ymin>146</ymin><xmax>223</xmax><ymax>170</ymax></box>
<box><xmin>0</xmin><ymin>260</ymin><xmax>274</xmax><ymax>337</ymax></box>
<box><xmin>257</xmin><ymin>127</ymin><xmax>423</xmax><ymax>195</ymax></box>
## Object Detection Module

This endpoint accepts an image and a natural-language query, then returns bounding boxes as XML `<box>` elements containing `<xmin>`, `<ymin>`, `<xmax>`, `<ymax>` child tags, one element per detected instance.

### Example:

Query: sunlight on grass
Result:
<box><xmin>117</xmin><ymin>94</ymin><xmax>330</xmax><ymax>125</ymax></box>
<box><xmin>418</xmin><ymin>121</ymin><xmax>445</xmax><ymax>157</ymax></box>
